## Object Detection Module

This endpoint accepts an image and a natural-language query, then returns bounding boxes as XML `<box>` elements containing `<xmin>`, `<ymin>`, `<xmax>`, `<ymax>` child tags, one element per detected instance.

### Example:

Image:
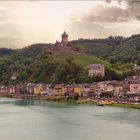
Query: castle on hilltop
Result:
<box><xmin>50</xmin><ymin>31</ymin><xmax>74</xmax><ymax>52</ymax></box>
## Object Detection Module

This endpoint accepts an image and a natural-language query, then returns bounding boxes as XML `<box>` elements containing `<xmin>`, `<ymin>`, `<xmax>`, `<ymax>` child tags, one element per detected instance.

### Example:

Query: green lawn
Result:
<box><xmin>69</xmin><ymin>53</ymin><xmax>110</xmax><ymax>67</ymax></box>
<box><xmin>55</xmin><ymin>51</ymin><xmax>122</xmax><ymax>74</ymax></box>
<box><xmin>56</xmin><ymin>52</ymin><xmax>110</xmax><ymax>67</ymax></box>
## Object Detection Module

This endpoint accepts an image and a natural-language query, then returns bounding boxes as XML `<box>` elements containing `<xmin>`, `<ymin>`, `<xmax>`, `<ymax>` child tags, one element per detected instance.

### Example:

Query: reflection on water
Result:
<box><xmin>14</xmin><ymin>99</ymin><xmax>77</xmax><ymax>108</ymax></box>
<box><xmin>0</xmin><ymin>97</ymin><xmax>140</xmax><ymax>140</ymax></box>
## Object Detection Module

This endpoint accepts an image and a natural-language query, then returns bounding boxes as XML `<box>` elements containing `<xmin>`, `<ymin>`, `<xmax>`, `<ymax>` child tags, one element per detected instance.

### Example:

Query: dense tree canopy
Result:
<box><xmin>0</xmin><ymin>34</ymin><xmax>139</xmax><ymax>84</ymax></box>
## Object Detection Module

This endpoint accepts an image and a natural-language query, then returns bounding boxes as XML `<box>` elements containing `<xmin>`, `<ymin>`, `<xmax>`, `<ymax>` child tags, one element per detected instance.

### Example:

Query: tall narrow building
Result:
<box><xmin>61</xmin><ymin>31</ymin><xmax>68</xmax><ymax>48</ymax></box>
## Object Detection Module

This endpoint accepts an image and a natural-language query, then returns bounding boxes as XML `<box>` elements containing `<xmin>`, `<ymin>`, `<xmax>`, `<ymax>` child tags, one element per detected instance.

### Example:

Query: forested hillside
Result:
<box><xmin>0</xmin><ymin>34</ymin><xmax>139</xmax><ymax>84</ymax></box>
<box><xmin>72</xmin><ymin>34</ymin><xmax>140</xmax><ymax>64</ymax></box>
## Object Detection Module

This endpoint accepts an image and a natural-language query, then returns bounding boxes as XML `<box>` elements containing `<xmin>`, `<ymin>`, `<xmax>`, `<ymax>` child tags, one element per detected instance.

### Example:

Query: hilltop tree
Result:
<box><xmin>29</xmin><ymin>52</ymin><xmax>59</xmax><ymax>83</ymax></box>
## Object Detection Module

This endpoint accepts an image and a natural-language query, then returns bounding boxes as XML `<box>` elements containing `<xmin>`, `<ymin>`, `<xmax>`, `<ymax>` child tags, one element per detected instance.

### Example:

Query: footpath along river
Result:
<box><xmin>0</xmin><ymin>98</ymin><xmax>140</xmax><ymax>140</ymax></box>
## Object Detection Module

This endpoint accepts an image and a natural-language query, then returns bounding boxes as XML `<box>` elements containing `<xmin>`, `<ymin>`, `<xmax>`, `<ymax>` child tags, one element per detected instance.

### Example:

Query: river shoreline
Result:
<box><xmin>1</xmin><ymin>93</ymin><xmax>140</xmax><ymax>109</ymax></box>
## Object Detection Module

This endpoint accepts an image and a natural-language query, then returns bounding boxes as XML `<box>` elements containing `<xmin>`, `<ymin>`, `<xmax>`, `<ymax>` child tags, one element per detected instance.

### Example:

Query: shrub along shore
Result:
<box><xmin>1</xmin><ymin>93</ymin><xmax>140</xmax><ymax>109</ymax></box>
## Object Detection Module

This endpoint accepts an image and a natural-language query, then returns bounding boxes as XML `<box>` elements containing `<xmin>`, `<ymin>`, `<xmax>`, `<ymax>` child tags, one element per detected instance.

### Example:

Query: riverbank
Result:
<box><xmin>0</xmin><ymin>93</ymin><xmax>74</xmax><ymax>102</ymax></box>
<box><xmin>107</xmin><ymin>102</ymin><xmax>140</xmax><ymax>109</ymax></box>
<box><xmin>76</xmin><ymin>98</ymin><xmax>140</xmax><ymax>109</ymax></box>
<box><xmin>1</xmin><ymin>93</ymin><xmax>140</xmax><ymax>109</ymax></box>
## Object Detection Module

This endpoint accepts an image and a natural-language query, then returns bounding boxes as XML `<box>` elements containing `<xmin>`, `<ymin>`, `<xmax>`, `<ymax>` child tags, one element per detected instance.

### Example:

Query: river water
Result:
<box><xmin>0</xmin><ymin>98</ymin><xmax>140</xmax><ymax>140</ymax></box>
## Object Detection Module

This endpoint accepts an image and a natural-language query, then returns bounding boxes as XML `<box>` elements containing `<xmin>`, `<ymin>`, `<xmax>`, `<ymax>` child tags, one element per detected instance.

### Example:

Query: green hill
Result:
<box><xmin>71</xmin><ymin>34</ymin><xmax>140</xmax><ymax>65</ymax></box>
<box><xmin>55</xmin><ymin>52</ymin><xmax>123</xmax><ymax>77</ymax></box>
<box><xmin>0</xmin><ymin>34</ymin><xmax>140</xmax><ymax>65</ymax></box>
<box><xmin>56</xmin><ymin>52</ymin><xmax>111</xmax><ymax>67</ymax></box>
<box><xmin>0</xmin><ymin>43</ymin><xmax>134</xmax><ymax>84</ymax></box>
<box><xmin>0</xmin><ymin>34</ymin><xmax>138</xmax><ymax>84</ymax></box>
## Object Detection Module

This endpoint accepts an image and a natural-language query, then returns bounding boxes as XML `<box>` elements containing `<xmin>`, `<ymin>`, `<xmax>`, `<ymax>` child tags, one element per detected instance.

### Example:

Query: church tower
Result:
<box><xmin>61</xmin><ymin>31</ymin><xmax>68</xmax><ymax>48</ymax></box>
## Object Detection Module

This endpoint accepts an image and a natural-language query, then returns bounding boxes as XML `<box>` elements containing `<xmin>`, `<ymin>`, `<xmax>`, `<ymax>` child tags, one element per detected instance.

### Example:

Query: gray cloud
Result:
<box><xmin>126</xmin><ymin>0</ymin><xmax>140</xmax><ymax>20</ymax></box>
<box><xmin>81</xmin><ymin>0</ymin><xmax>140</xmax><ymax>23</ymax></box>
<box><xmin>68</xmin><ymin>18</ymin><xmax>140</xmax><ymax>39</ymax></box>
<box><xmin>83</xmin><ymin>6</ymin><xmax>129</xmax><ymax>23</ymax></box>
<box><xmin>0</xmin><ymin>7</ymin><xmax>24</xmax><ymax>48</ymax></box>
<box><xmin>68</xmin><ymin>0</ymin><xmax>140</xmax><ymax>39</ymax></box>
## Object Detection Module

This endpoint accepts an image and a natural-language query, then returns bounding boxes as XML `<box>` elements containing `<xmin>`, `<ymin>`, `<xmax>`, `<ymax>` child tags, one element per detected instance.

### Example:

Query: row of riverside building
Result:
<box><xmin>1</xmin><ymin>76</ymin><xmax>140</xmax><ymax>97</ymax></box>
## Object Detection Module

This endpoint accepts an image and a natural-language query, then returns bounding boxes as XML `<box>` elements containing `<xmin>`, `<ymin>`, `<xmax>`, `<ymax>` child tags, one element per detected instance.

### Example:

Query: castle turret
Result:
<box><xmin>61</xmin><ymin>31</ymin><xmax>68</xmax><ymax>47</ymax></box>
<box><xmin>52</xmin><ymin>31</ymin><xmax>73</xmax><ymax>52</ymax></box>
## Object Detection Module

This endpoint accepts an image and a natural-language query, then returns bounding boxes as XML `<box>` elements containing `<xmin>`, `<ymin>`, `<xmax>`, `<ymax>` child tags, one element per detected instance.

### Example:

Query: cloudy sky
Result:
<box><xmin>0</xmin><ymin>0</ymin><xmax>140</xmax><ymax>48</ymax></box>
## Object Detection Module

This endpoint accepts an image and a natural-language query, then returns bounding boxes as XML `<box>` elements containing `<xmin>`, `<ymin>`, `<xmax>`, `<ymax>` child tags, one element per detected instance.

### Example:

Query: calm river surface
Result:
<box><xmin>0</xmin><ymin>98</ymin><xmax>140</xmax><ymax>140</ymax></box>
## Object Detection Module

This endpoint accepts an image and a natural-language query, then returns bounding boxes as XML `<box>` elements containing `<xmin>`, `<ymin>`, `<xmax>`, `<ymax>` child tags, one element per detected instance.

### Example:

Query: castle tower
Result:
<box><xmin>61</xmin><ymin>31</ymin><xmax>68</xmax><ymax>48</ymax></box>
